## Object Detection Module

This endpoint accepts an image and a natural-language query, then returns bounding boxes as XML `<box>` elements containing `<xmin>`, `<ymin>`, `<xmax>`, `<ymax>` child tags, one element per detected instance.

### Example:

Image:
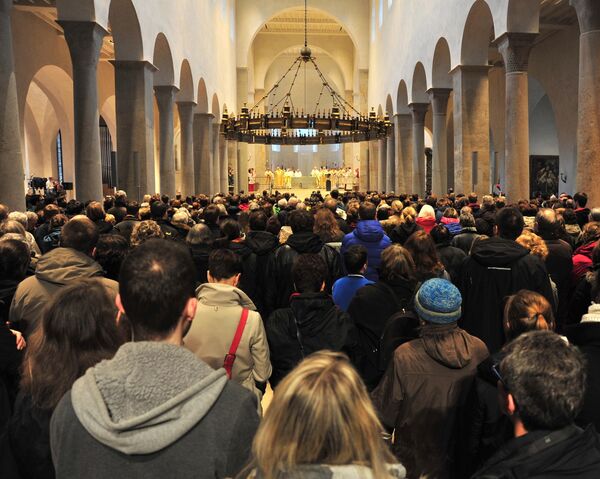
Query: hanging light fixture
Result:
<box><xmin>221</xmin><ymin>0</ymin><xmax>391</xmax><ymax>145</ymax></box>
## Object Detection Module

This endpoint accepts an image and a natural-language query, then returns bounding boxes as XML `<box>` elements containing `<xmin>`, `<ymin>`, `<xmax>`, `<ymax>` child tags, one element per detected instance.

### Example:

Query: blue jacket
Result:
<box><xmin>341</xmin><ymin>221</ymin><xmax>391</xmax><ymax>282</ymax></box>
<box><xmin>332</xmin><ymin>275</ymin><xmax>373</xmax><ymax>312</ymax></box>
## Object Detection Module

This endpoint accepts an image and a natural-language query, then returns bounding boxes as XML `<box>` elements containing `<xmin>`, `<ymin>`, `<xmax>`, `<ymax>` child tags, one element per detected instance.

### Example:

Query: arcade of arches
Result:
<box><xmin>1</xmin><ymin>0</ymin><xmax>600</xmax><ymax>211</ymax></box>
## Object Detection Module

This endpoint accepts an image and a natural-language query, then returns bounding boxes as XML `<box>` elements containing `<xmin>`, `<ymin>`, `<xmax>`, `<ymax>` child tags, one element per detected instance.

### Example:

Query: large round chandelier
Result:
<box><xmin>221</xmin><ymin>1</ymin><xmax>391</xmax><ymax>145</ymax></box>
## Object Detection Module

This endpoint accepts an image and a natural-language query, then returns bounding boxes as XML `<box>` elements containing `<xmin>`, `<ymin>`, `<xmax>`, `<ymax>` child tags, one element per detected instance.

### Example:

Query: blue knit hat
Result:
<box><xmin>414</xmin><ymin>278</ymin><xmax>462</xmax><ymax>324</ymax></box>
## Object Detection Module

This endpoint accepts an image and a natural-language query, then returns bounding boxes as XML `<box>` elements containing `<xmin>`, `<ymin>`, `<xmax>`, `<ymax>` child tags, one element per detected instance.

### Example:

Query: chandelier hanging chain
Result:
<box><xmin>220</xmin><ymin>0</ymin><xmax>392</xmax><ymax>145</ymax></box>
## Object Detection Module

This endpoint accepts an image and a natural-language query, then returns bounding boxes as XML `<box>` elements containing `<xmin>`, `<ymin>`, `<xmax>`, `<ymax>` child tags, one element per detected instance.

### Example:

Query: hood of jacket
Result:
<box><xmin>470</xmin><ymin>237</ymin><xmax>529</xmax><ymax>267</ymax></box>
<box><xmin>574</xmin><ymin>240</ymin><xmax>598</xmax><ymax>258</ymax></box>
<box><xmin>228</xmin><ymin>239</ymin><xmax>254</xmax><ymax>259</ymax></box>
<box><xmin>420</xmin><ymin>323</ymin><xmax>475</xmax><ymax>369</ymax></box>
<box><xmin>245</xmin><ymin>230</ymin><xmax>278</xmax><ymax>255</ymax></box>
<box><xmin>286</xmin><ymin>231</ymin><xmax>324</xmax><ymax>254</ymax></box>
<box><xmin>35</xmin><ymin>247</ymin><xmax>104</xmax><ymax>285</ymax></box>
<box><xmin>71</xmin><ymin>342</ymin><xmax>228</xmax><ymax>455</ymax></box>
<box><xmin>196</xmin><ymin>282</ymin><xmax>256</xmax><ymax>310</ymax></box>
<box><xmin>440</xmin><ymin>216</ymin><xmax>459</xmax><ymax>225</ymax></box>
<box><xmin>353</xmin><ymin>220</ymin><xmax>385</xmax><ymax>243</ymax></box>
<box><xmin>394</xmin><ymin>221</ymin><xmax>420</xmax><ymax>237</ymax></box>
<box><xmin>290</xmin><ymin>292</ymin><xmax>337</xmax><ymax>334</ymax></box>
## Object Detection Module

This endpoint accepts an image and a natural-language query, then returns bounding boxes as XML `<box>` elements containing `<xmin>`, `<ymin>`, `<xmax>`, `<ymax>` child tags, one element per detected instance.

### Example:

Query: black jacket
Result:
<box><xmin>461</xmin><ymin>352</ymin><xmax>512</xmax><ymax>477</ymax></box>
<box><xmin>347</xmin><ymin>278</ymin><xmax>418</xmax><ymax>390</ymax></box>
<box><xmin>227</xmin><ymin>240</ymin><xmax>259</xmax><ymax>308</ymax></box>
<box><xmin>568</xmin><ymin>278</ymin><xmax>593</xmax><ymax>325</ymax></box>
<box><xmin>472</xmin><ymin>425</ymin><xmax>600</xmax><ymax>478</ymax></box>
<box><xmin>264</xmin><ymin>232</ymin><xmax>342</xmax><ymax>317</ymax></box>
<box><xmin>436</xmin><ymin>243</ymin><xmax>467</xmax><ymax>285</ymax></box>
<box><xmin>542</xmin><ymin>237</ymin><xmax>573</xmax><ymax>329</ymax></box>
<box><xmin>452</xmin><ymin>228</ymin><xmax>482</xmax><ymax>255</ymax></box>
<box><xmin>244</xmin><ymin>231</ymin><xmax>279</xmax><ymax>316</ymax></box>
<box><xmin>266</xmin><ymin>292</ymin><xmax>357</xmax><ymax>388</ymax></box>
<box><xmin>156</xmin><ymin>220</ymin><xmax>181</xmax><ymax>240</ymax></box>
<box><xmin>8</xmin><ymin>393</ymin><xmax>54</xmax><ymax>479</ymax></box>
<box><xmin>189</xmin><ymin>244</ymin><xmax>211</xmax><ymax>285</ymax></box>
<box><xmin>114</xmin><ymin>216</ymin><xmax>139</xmax><ymax>244</ymax></box>
<box><xmin>94</xmin><ymin>219</ymin><xmax>115</xmax><ymax>235</ymax></box>
<box><xmin>390</xmin><ymin>222</ymin><xmax>422</xmax><ymax>245</ymax></box>
<box><xmin>459</xmin><ymin>237</ymin><xmax>555</xmax><ymax>353</ymax></box>
<box><xmin>565</xmin><ymin>321</ymin><xmax>600</xmax><ymax>431</ymax></box>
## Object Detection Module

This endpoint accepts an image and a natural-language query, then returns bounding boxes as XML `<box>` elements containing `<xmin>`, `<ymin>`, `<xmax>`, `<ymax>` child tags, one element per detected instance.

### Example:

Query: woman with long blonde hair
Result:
<box><xmin>248</xmin><ymin>351</ymin><xmax>406</xmax><ymax>479</ymax></box>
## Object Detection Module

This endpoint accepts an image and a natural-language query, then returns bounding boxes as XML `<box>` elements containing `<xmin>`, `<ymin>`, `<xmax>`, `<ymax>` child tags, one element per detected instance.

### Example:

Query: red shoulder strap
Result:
<box><xmin>223</xmin><ymin>309</ymin><xmax>249</xmax><ymax>378</ymax></box>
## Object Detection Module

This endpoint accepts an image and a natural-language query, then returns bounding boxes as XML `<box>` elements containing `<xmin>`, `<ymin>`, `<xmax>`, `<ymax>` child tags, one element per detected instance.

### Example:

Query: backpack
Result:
<box><xmin>372</xmin><ymin>281</ymin><xmax>421</xmax><ymax>373</ymax></box>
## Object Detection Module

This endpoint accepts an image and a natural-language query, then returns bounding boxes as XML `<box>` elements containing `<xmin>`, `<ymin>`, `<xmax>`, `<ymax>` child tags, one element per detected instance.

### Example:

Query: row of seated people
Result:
<box><xmin>0</xmin><ymin>188</ymin><xmax>599</xmax><ymax>478</ymax></box>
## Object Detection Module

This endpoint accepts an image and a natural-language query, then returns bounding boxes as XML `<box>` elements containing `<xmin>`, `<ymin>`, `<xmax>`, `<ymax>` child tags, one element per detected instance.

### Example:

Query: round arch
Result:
<box><xmin>108</xmin><ymin>0</ymin><xmax>144</xmax><ymax>61</ymax></box>
<box><xmin>432</xmin><ymin>37</ymin><xmax>452</xmax><ymax>89</ymax></box>
<box><xmin>197</xmin><ymin>78</ymin><xmax>209</xmax><ymax>113</ymax></box>
<box><xmin>177</xmin><ymin>60</ymin><xmax>195</xmax><ymax>103</ymax></box>
<box><xmin>396</xmin><ymin>80</ymin><xmax>409</xmax><ymax>114</ymax></box>
<box><xmin>461</xmin><ymin>0</ymin><xmax>495</xmax><ymax>66</ymax></box>
<box><xmin>411</xmin><ymin>62</ymin><xmax>428</xmax><ymax>104</ymax></box>
<box><xmin>152</xmin><ymin>33</ymin><xmax>175</xmax><ymax>86</ymax></box>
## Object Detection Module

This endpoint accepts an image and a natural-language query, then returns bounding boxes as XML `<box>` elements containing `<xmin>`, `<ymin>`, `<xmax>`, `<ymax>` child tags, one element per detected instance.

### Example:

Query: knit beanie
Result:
<box><xmin>414</xmin><ymin>278</ymin><xmax>462</xmax><ymax>324</ymax></box>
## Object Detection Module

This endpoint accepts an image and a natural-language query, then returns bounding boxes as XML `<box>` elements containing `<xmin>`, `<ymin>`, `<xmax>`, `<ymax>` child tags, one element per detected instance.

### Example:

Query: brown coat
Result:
<box><xmin>9</xmin><ymin>247</ymin><xmax>118</xmax><ymax>333</ymax></box>
<box><xmin>372</xmin><ymin>323</ymin><xmax>488</xmax><ymax>479</ymax></box>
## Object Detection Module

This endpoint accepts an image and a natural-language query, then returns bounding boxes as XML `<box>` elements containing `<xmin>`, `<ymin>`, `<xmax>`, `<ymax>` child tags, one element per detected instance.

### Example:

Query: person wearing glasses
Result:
<box><xmin>472</xmin><ymin>330</ymin><xmax>600</xmax><ymax>478</ymax></box>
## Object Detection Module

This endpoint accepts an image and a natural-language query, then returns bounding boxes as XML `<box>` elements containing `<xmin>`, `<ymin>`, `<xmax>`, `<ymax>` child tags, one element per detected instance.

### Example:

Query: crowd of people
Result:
<box><xmin>1</xmin><ymin>186</ymin><xmax>600</xmax><ymax>478</ymax></box>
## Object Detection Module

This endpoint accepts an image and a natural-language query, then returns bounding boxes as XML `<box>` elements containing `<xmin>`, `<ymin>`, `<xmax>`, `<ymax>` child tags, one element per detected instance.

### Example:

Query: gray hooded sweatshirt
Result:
<box><xmin>50</xmin><ymin>342</ymin><xmax>259</xmax><ymax>479</ymax></box>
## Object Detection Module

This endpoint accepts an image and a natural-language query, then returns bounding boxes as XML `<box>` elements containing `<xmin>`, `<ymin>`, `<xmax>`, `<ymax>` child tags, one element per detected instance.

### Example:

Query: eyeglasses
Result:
<box><xmin>491</xmin><ymin>363</ymin><xmax>507</xmax><ymax>390</ymax></box>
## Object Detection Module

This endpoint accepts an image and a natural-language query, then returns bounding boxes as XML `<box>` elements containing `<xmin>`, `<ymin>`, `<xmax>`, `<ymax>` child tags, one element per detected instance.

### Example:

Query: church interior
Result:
<box><xmin>1</xmin><ymin>0</ymin><xmax>598</xmax><ymax>209</ymax></box>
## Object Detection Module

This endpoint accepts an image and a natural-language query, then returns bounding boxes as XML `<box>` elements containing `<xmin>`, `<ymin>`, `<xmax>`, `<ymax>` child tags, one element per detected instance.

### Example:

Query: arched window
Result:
<box><xmin>56</xmin><ymin>130</ymin><xmax>64</xmax><ymax>183</ymax></box>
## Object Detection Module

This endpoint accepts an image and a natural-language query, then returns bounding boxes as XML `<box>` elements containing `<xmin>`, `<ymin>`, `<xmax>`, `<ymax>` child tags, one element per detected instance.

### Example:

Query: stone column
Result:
<box><xmin>113</xmin><ymin>61</ymin><xmax>156</xmax><ymax>200</ymax></box>
<box><xmin>155</xmin><ymin>85</ymin><xmax>178</xmax><ymax>198</ymax></box>
<box><xmin>238</xmin><ymin>143</ymin><xmax>248</xmax><ymax>193</ymax></box>
<box><xmin>497</xmin><ymin>33</ymin><xmax>537</xmax><ymax>202</ymax></box>
<box><xmin>227</xmin><ymin>141</ymin><xmax>238</xmax><ymax>193</ymax></box>
<box><xmin>193</xmin><ymin>113</ymin><xmax>213</xmax><ymax>195</ymax></box>
<box><xmin>219</xmin><ymin>133</ymin><xmax>228</xmax><ymax>193</ymax></box>
<box><xmin>59</xmin><ymin>21</ymin><xmax>106</xmax><ymax>202</ymax></box>
<box><xmin>378</xmin><ymin>138</ymin><xmax>387</xmax><ymax>192</ymax></box>
<box><xmin>451</xmin><ymin>65</ymin><xmax>491</xmax><ymax>196</ymax></box>
<box><xmin>0</xmin><ymin>0</ymin><xmax>24</xmax><ymax>210</ymax></box>
<box><xmin>428</xmin><ymin>88</ymin><xmax>452</xmax><ymax>195</ymax></box>
<box><xmin>409</xmin><ymin>103</ymin><xmax>429</xmax><ymax>195</ymax></box>
<box><xmin>212</xmin><ymin>122</ymin><xmax>221</xmax><ymax>194</ymax></box>
<box><xmin>386</xmin><ymin>132</ymin><xmax>395</xmax><ymax>192</ymax></box>
<box><xmin>368</xmin><ymin>141</ymin><xmax>379</xmax><ymax>191</ymax></box>
<box><xmin>394</xmin><ymin>113</ymin><xmax>413</xmax><ymax>193</ymax></box>
<box><xmin>176</xmin><ymin>101</ymin><xmax>195</xmax><ymax>196</ymax></box>
<box><xmin>571</xmin><ymin>0</ymin><xmax>600</xmax><ymax>206</ymax></box>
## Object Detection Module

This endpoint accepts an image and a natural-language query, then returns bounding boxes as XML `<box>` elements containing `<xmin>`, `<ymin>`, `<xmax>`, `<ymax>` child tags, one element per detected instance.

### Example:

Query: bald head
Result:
<box><xmin>324</xmin><ymin>198</ymin><xmax>338</xmax><ymax>214</ymax></box>
<box><xmin>535</xmin><ymin>208</ymin><xmax>559</xmax><ymax>239</ymax></box>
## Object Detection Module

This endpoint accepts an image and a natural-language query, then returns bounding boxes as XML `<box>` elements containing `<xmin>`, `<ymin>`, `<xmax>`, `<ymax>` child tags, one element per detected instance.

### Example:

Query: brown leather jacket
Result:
<box><xmin>372</xmin><ymin>323</ymin><xmax>488</xmax><ymax>479</ymax></box>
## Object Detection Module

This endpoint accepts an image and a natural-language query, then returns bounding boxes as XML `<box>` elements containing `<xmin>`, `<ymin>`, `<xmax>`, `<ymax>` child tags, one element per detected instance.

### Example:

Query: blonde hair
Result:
<box><xmin>252</xmin><ymin>351</ymin><xmax>396</xmax><ymax>479</ymax></box>
<box><xmin>130</xmin><ymin>220</ymin><xmax>164</xmax><ymax>247</ymax></box>
<box><xmin>516</xmin><ymin>230</ymin><xmax>549</xmax><ymax>260</ymax></box>
<box><xmin>400</xmin><ymin>206</ymin><xmax>417</xmax><ymax>224</ymax></box>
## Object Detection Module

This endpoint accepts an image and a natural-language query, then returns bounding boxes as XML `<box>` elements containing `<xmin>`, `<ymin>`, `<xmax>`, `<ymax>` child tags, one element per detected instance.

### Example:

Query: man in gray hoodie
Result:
<box><xmin>50</xmin><ymin>239</ymin><xmax>260</xmax><ymax>479</ymax></box>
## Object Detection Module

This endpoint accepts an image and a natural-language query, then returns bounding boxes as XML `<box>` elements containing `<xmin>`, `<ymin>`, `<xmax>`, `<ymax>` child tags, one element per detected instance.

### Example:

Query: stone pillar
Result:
<box><xmin>113</xmin><ymin>61</ymin><xmax>156</xmax><ymax>200</ymax></box>
<box><xmin>176</xmin><ymin>101</ymin><xmax>195</xmax><ymax>196</ymax></box>
<box><xmin>497</xmin><ymin>33</ymin><xmax>537</xmax><ymax>202</ymax></box>
<box><xmin>571</xmin><ymin>0</ymin><xmax>600</xmax><ymax>206</ymax></box>
<box><xmin>378</xmin><ymin>138</ymin><xmax>387</xmax><ymax>192</ymax></box>
<box><xmin>155</xmin><ymin>85</ymin><xmax>178</xmax><ymax>198</ymax></box>
<box><xmin>409</xmin><ymin>103</ymin><xmax>429</xmax><ymax>195</ymax></box>
<box><xmin>394</xmin><ymin>113</ymin><xmax>413</xmax><ymax>193</ymax></box>
<box><xmin>428</xmin><ymin>88</ymin><xmax>452</xmax><ymax>195</ymax></box>
<box><xmin>219</xmin><ymin>133</ymin><xmax>228</xmax><ymax>193</ymax></box>
<box><xmin>368</xmin><ymin>141</ymin><xmax>379</xmax><ymax>191</ymax></box>
<box><xmin>227</xmin><ymin>141</ymin><xmax>238</xmax><ymax>193</ymax></box>
<box><xmin>59</xmin><ymin>21</ymin><xmax>106</xmax><ymax>202</ymax></box>
<box><xmin>0</xmin><ymin>0</ymin><xmax>25</xmax><ymax>210</ymax></box>
<box><xmin>193</xmin><ymin>113</ymin><xmax>213</xmax><ymax>195</ymax></box>
<box><xmin>360</xmin><ymin>144</ymin><xmax>369</xmax><ymax>191</ymax></box>
<box><xmin>451</xmin><ymin>65</ymin><xmax>491</xmax><ymax>196</ymax></box>
<box><xmin>238</xmin><ymin>143</ymin><xmax>248</xmax><ymax>193</ymax></box>
<box><xmin>386</xmin><ymin>133</ymin><xmax>395</xmax><ymax>192</ymax></box>
<box><xmin>212</xmin><ymin>122</ymin><xmax>221</xmax><ymax>194</ymax></box>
